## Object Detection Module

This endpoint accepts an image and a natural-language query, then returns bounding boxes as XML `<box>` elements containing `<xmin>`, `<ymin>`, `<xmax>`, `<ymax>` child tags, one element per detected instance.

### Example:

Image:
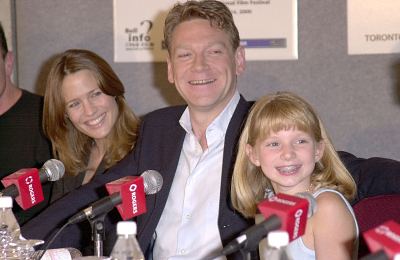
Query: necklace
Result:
<box><xmin>264</xmin><ymin>183</ymin><xmax>315</xmax><ymax>198</ymax></box>
<box><xmin>305</xmin><ymin>183</ymin><xmax>314</xmax><ymax>193</ymax></box>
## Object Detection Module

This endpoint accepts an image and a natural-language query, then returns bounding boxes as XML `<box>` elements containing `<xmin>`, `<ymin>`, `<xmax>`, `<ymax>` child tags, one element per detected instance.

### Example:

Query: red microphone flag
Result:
<box><xmin>1</xmin><ymin>168</ymin><xmax>44</xmax><ymax>209</ymax></box>
<box><xmin>364</xmin><ymin>220</ymin><xmax>400</xmax><ymax>259</ymax></box>
<box><xmin>257</xmin><ymin>193</ymin><xmax>309</xmax><ymax>241</ymax></box>
<box><xmin>105</xmin><ymin>176</ymin><xmax>147</xmax><ymax>220</ymax></box>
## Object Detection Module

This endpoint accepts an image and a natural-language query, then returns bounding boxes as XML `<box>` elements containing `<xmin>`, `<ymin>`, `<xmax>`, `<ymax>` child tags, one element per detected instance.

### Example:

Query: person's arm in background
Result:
<box><xmin>338</xmin><ymin>151</ymin><xmax>400</xmax><ymax>204</ymax></box>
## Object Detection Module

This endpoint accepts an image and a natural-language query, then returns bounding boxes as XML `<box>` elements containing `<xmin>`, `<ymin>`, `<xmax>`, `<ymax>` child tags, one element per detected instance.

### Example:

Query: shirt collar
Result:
<box><xmin>179</xmin><ymin>91</ymin><xmax>240</xmax><ymax>136</ymax></box>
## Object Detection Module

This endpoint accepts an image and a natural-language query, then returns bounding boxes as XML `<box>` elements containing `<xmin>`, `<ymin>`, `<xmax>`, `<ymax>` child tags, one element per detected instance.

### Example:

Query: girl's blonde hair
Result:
<box><xmin>231</xmin><ymin>92</ymin><xmax>356</xmax><ymax>217</ymax></box>
<box><xmin>43</xmin><ymin>49</ymin><xmax>139</xmax><ymax>176</ymax></box>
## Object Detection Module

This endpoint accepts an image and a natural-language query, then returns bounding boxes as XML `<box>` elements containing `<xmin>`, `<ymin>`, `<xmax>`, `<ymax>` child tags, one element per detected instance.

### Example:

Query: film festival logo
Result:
<box><xmin>124</xmin><ymin>20</ymin><xmax>154</xmax><ymax>50</ymax></box>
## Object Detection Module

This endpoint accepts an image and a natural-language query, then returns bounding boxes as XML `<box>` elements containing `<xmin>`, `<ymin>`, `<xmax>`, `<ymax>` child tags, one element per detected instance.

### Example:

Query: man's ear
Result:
<box><xmin>235</xmin><ymin>46</ymin><xmax>246</xmax><ymax>76</ymax></box>
<box><xmin>5</xmin><ymin>51</ymin><xmax>14</xmax><ymax>77</ymax></box>
<box><xmin>166</xmin><ymin>55</ymin><xmax>175</xmax><ymax>84</ymax></box>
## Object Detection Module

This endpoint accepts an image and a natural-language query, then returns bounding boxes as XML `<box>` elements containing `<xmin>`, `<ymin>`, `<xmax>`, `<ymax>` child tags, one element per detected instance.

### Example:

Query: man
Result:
<box><xmin>22</xmin><ymin>1</ymin><xmax>400</xmax><ymax>259</ymax></box>
<box><xmin>0</xmin><ymin>22</ymin><xmax>52</xmax><ymax>224</ymax></box>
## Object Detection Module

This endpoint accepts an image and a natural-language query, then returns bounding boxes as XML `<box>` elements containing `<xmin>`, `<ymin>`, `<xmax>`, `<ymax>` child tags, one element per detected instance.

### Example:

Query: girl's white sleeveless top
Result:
<box><xmin>258</xmin><ymin>188</ymin><xmax>359</xmax><ymax>260</ymax></box>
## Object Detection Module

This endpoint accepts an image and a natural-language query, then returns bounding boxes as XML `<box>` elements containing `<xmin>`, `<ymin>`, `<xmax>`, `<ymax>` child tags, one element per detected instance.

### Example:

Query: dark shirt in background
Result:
<box><xmin>0</xmin><ymin>90</ymin><xmax>53</xmax><ymax>225</ymax></box>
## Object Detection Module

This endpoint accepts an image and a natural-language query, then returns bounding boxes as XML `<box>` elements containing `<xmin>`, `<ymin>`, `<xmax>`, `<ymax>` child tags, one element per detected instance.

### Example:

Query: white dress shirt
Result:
<box><xmin>153</xmin><ymin>92</ymin><xmax>240</xmax><ymax>260</ymax></box>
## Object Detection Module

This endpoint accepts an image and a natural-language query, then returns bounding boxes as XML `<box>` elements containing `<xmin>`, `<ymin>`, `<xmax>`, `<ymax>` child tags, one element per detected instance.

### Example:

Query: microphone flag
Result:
<box><xmin>257</xmin><ymin>193</ymin><xmax>309</xmax><ymax>241</ymax></box>
<box><xmin>1</xmin><ymin>168</ymin><xmax>44</xmax><ymax>209</ymax></box>
<box><xmin>105</xmin><ymin>176</ymin><xmax>146</xmax><ymax>220</ymax></box>
<box><xmin>363</xmin><ymin>220</ymin><xmax>400</xmax><ymax>259</ymax></box>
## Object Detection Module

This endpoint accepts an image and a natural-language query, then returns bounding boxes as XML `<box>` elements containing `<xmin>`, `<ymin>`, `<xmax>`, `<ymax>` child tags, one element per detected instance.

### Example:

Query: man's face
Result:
<box><xmin>167</xmin><ymin>19</ymin><xmax>245</xmax><ymax>116</ymax></box>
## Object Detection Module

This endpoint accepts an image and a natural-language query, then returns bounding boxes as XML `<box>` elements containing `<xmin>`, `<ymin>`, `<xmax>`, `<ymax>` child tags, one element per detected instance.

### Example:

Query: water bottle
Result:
<box><xmin>262</xmin><ymin>231</ymin><xmax>292</xmax><ymax>260</ymax></box>
<box><xmin>0</xmin><ymin>196</ymin><xmax>21</xmax><ymax>259</ymax></box>
<box><xmin>110</xmin><ymin>221</ymin><xmax>144</xmax><ymax>260</ymax></box>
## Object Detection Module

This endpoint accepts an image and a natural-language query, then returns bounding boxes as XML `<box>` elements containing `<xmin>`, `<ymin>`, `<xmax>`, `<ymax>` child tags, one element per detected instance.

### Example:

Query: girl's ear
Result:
<box><xmin>246</xmin><ymin>144</ymin><xmax>260</xmax><ymax>166</ymax></box>
<box><xmin>315</xmin><ymin>140</ymin><xmax>325</xmax><ymax>162</ymax></box>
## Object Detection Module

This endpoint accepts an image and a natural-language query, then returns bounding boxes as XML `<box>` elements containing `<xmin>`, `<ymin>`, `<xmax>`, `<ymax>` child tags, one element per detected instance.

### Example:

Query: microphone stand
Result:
<box><xmin>240</xmin><ymin>248</ymin><xmax>259</xmax><ymax>260</ymax></box>
<box><xmin>89</xmin><ymin>214</ymin><xmax>106</xmax><ymax>257</ymax></box>
<box><xmin>240</xmin><ymin>249</ymin><xmax>251</xmax><ymax>260</ymax></box>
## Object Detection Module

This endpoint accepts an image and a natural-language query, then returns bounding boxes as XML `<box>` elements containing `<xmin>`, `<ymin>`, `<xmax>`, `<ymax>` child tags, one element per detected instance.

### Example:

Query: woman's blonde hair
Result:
<box><xmin>43</xmin><ymin>49</ymin><xmax>139</xmax><ymax>176</ymax></box>
<box><xmin>231</xmin><ymin>91</ymin><xmax>356</xmax><ymax>217</ymax></box>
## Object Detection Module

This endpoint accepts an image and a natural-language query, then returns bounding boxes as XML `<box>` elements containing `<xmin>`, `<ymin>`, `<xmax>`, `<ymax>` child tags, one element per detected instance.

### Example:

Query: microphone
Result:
<box><xmin>360</xmin><ymin>250</ymin><xmax>400</xmax><ymax>260</ymax></box>
<box><xmin>68</xmin><ymin>170</ymin><xmax>163</xmax><ymax>224</ymax></box>
<box><xmin>360</xmin><ymin>250</ymin><xmax>390</xmax><ymax>260</ymax></box>
<box><xmin>0</xmin><ymin>159</ymin><xmax>65</xmax><ymax>209</ymax></box>
<box><xmin>258</xmin><ymin>192</ymin><xmax>316</xmax><ymax>241</ymax></box>
<box><xmin>222</xmin><ymin>192</ymin><xmax>316</xmax><ymax>256</ymax></box>
<box><xmin>363</xmin><ymin>220</ymin><xmax>400</xmax><ymax>260</ymax></box>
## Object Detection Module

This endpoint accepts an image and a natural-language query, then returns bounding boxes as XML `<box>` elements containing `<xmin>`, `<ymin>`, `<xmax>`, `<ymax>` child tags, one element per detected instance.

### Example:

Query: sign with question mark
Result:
<box><xmin>113</xmin><ymin>0</ymin><xmax>298</xmax><ymax>62</ymax></box>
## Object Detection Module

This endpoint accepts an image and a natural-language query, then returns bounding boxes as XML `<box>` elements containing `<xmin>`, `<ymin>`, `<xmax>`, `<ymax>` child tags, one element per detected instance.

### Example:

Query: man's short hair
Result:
<box><xmin>163</xmin><ymin>0</ymin><xmax>240</xmax><ymax>53</ymax></box>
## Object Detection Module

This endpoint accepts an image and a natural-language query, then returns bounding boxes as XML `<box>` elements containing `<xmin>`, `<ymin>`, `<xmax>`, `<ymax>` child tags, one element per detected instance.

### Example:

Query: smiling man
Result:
<box><xmin>152</xmin><ymin>5</ymin><xmax>246</xmax><ymax>258</ymax></box>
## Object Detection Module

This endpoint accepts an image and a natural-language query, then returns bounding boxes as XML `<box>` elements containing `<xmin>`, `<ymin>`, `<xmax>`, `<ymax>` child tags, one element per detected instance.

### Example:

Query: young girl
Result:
<box><xmin>231</xmin><ymin>91</ymin><xmax>358</xmax><ymax>259</ymax></box>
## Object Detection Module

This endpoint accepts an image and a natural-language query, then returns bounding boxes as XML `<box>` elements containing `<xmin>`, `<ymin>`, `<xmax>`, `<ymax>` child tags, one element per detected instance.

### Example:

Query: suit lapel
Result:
<box><xmin>219</xmin><ymin>96</ymin><xmax>253</xmax><ymax>245</ymax></box>
<box><xmin>137</xmin><ymin>107</ymin><xmax>186</xmax><ymax>247</ymax></box>
<box><xmin>220</xmin><ymin>96</ymin><xmax>251</xmax><ymax>209</ymax></box>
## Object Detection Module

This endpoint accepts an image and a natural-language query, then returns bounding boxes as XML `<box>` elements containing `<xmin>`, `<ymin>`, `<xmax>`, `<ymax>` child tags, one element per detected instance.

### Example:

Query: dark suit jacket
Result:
<box><xmin>22</xmin><ymin>96</ymin><xmax>400</xmax><ymax>258</ymax></box>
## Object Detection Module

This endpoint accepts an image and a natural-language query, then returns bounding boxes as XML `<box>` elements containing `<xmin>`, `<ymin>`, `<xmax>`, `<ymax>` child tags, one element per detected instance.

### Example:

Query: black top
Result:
<box><xmin>0</xmin><ymin>89</ymin><xmax>52</xmax><ymax>224</ymax></box>
<box><xmin>50</xmin><ymin>161</ymin><xmax>106</xmax><ymax>203</ymax></box>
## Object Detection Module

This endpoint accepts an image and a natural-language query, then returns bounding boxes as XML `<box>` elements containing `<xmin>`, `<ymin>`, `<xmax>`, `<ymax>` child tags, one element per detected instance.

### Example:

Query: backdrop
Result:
<box><xmin>14</xmin><ymin>0</ymin><xmax>400</xmax><ymax>161</ymax></box>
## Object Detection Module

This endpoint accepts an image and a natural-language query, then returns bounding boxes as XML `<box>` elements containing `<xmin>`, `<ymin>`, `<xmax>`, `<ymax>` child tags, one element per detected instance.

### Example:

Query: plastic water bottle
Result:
<box><xmin>110</xmin><ymin>221</ymin><xmax>144</xmax><ymax>260</ymax></box>
<box><xmin>262</xmin><ymin>231</ymin><xmax>292</xmax><ymax>260</ymax></box>
<box><xmin>0</xmin><ymin>196</ymin><xmax>21</xmax><ymax>259</ymax></box>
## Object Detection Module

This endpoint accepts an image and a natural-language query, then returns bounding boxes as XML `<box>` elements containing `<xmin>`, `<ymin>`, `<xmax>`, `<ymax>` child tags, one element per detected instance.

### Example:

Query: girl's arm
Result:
<box><xmin>312</xmin><ymin>192</ymin><xmax>357</xmax><ymax>260</ymax></box>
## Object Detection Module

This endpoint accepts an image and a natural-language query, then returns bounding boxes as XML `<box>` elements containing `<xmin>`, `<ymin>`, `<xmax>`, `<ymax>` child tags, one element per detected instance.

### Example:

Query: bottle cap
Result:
<box><xmin>117</xmin><ymin>221</ymin><xmax>137</xmax><ymax>235</ymax></box>
<box><xmin>267</xmin><ymin>231</ymin><xmax>289</xmax><ymax>248</ymax></box>
<box><xmin>0</xmin><ymin>196</ymin><xmax>13</xmax><ymax>208</ymax></box>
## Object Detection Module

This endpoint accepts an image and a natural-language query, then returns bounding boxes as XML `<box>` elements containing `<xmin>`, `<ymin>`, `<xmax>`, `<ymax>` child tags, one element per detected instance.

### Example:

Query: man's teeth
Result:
<box><xmin>189</xmin><ymin>79</ymin><xmax>215</xmax><ymax>85</ymax></box>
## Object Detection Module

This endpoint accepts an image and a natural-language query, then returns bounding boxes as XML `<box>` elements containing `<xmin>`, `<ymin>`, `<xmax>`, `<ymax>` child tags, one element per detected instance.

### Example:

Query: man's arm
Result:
<box><xmin>338</xmin><ymin>151</ymin><xmax>400</xmax><ymax>204</ymax></box>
